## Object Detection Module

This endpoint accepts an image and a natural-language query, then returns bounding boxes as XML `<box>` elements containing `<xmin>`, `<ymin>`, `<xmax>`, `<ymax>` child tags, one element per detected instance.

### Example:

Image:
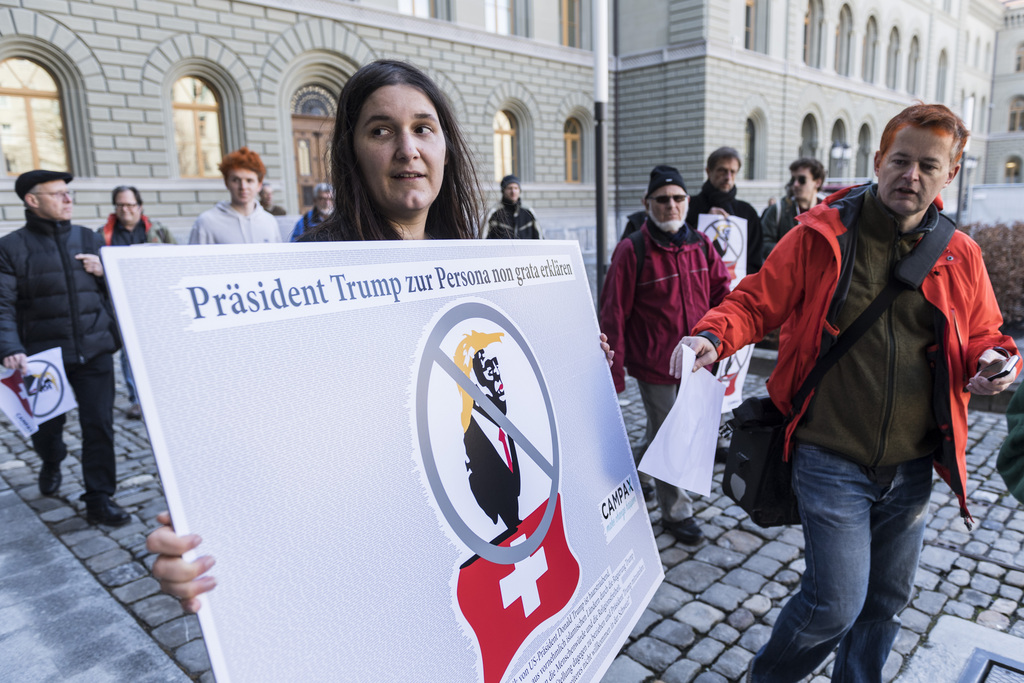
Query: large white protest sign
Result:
<box><xmin>102</xmin><ymin>240</ymin><xmax>663</xmax><ymax>683</ymax></box>
<box><xmin>697</xmin><ymin>213</ymin><xmax>755</xmax><ymax>411</ymax></box>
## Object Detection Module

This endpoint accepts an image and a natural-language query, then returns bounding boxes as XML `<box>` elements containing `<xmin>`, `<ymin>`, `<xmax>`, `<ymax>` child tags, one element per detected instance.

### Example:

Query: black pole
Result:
<box><xmin>593</xmin><ymin>0</ymin><xmax>608</xmax><ymax>298</ymax></box>
<box><xmin>596</xmin><ymin>100</ymin><xmax>607</xmax><ymax>294</ymax></box>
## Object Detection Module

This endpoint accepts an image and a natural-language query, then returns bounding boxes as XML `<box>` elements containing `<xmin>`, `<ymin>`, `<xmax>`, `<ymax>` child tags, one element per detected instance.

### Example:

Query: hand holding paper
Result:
<box><xmin>638</xmin><ymin>344</ymin><xmax>725</xmax><ymax>497</ymax></box>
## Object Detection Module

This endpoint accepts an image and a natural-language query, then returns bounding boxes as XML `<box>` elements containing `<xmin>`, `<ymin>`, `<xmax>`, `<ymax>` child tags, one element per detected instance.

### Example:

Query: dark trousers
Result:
<box><xmin>31</xmin><ymin>353</ymin><xmax>116</xmax><ymax>501</ymax></box>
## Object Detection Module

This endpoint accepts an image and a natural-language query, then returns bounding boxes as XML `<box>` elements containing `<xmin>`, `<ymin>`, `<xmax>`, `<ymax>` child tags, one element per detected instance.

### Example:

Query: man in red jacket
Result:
<box><xmin>599</xmin><ymin>165</ymin><xmax>730</xmax><ymax>545</ymax></box>
<box><xmin>673</xmin><ymin>104</ymin><xmax>1017</xmax><ymax>682</ymax></box>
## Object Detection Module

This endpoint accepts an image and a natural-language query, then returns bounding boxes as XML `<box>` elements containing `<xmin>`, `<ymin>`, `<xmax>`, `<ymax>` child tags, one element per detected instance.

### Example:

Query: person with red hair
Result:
<box><xmin>674</xmin><ymin>103</ymin><xmax>1017</xmax><ymax>682</ymax></box>
<box><xmin>189</xmin><ymin>147</ymin><xmax>282</xmax><ymax>244</ymax></box>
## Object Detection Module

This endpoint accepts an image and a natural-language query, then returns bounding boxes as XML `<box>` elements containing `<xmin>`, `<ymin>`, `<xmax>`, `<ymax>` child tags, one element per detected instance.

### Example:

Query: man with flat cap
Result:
<box><xmin>599</xmin><ymin>165</ymin><xmax>731</xmax><ymax>544</ymax></box>
<box><xmin>0</xmin><ymin>170</ymin><xmax>128</xmax><ymax>526</ymax></box>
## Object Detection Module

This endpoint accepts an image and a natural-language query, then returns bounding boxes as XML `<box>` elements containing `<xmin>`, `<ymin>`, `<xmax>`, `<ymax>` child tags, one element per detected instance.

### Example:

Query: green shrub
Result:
<box><xmin>962</xmin><ymin>222</ymin><xmax>1024</xmax><ymax>326</ymax></box>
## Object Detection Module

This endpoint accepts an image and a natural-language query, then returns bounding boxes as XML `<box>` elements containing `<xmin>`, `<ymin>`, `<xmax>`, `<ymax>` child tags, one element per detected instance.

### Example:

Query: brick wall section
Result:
<box><xmin>0</xmin><ymin>0</ymin><xmax>597</xmax><ymax>235</ymax></box>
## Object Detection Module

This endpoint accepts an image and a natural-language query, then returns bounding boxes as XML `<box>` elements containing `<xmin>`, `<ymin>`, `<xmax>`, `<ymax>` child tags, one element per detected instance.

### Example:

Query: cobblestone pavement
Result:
<box><xmin>1</xmin><ymin>366</ymin><xmax>1022</xmax><ymax>682</ymax></box>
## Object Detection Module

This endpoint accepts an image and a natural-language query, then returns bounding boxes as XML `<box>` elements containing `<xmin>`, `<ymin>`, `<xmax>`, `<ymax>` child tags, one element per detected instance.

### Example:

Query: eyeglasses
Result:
<box><xmin>115</xmin><ymin>203</ymin><xmax>140</xmax><ymax>209</ymax></box>
<box><xmin>792</xmin><ymin>175</ymin><xmax>810</xmax><ymax>185</ymax></box>
<box><xmin>652</xmin><ymin>195</ymin><xmax>688</xmax><ymax>205</ymax></box>
<box><xmin>32</xmin><ymin>190</ymin><xmax>74</xmax><ymax>201</ymax></box>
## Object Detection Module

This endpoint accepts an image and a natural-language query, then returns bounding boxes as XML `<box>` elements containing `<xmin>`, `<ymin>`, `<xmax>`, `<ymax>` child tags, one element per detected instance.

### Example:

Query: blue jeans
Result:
<box><xmin>120</xmin><ymin>349</ymin><xmax>137</xmax><ymax>404</ymax></box>
<box><xmin>750</xmin><ymin>443</ymin><xmax>933</xmax><ymax>683</ymax></box>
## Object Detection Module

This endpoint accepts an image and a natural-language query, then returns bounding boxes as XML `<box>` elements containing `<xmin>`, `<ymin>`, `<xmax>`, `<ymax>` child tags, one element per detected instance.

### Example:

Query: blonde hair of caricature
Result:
<box><xmin>454</xmin><ymin>330</ymin><xmax>505</xmax><ymax>432</ymax></box>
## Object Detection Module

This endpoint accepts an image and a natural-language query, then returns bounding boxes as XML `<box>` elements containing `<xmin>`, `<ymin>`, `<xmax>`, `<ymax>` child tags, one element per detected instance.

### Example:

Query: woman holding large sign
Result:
<box><xmin>146</xmin><ymin>60</ymin><xmax>612</xmax><ymax>611</ymax></box>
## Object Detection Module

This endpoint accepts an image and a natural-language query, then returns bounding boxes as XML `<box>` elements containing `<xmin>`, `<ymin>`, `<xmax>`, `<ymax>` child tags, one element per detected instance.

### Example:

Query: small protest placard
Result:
<box><xmin>0</xmin><ymin>347</ymin><xmax>76</xmax><ymax>437</ymax></box>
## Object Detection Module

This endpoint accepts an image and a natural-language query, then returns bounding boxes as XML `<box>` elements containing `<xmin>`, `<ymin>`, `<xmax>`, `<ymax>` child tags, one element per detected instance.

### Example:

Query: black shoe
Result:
<box><xmin>85</xmin><ymin>496</ymin><xmax>130</xmax><ymax>527</ymax></box>
<box><xmin>39</xmin><ymin>462</ymin><xmax>62</xmax><ymax>496</ymax></box>
<box><xmin>126</xmin><ymin>403</ymin><xmax>142</xmax><ymax>419</ymax></box>
<box><xmin>665</xmin><ymin>516</ymin><xmax>704</xmax><ymax>545</ymax></box>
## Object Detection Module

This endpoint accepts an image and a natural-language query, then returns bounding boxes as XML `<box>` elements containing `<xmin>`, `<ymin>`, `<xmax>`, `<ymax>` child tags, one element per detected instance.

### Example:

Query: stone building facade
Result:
<box><xmin>0</xmin><ymin>0</ymin><xmax>1016</xmax><ymax>246</ymax></box>
<box><xmin>613</xmin><ymin>0</ymin><xmax>1007</xmax><ymax>214</ymax></box>
<box><xmin>988</xmin><ymin>0</ymin><xmax>1024</xmax><ymax>185</ymax></box>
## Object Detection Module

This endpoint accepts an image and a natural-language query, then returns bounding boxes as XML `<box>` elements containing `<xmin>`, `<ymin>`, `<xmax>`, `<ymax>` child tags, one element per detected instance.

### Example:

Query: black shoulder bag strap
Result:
<box><xmin>788</xmin><ymin>214</ymin><xmax>956</xmax><ymax>418</ymax></box>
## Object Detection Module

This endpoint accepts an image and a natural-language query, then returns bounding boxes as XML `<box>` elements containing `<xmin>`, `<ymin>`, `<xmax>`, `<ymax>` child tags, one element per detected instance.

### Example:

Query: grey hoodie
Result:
<box><xmin>189</xmin><ymin>200</ymin><xmax>282</xmax><ymax>244</ymax></box>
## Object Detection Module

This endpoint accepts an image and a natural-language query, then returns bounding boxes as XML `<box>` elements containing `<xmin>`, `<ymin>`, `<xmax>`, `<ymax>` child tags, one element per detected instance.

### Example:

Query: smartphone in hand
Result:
<box><xmin>978</xmin><ymin>355</ymin><xmax>1021</xmax><ymax>380</ymax></box>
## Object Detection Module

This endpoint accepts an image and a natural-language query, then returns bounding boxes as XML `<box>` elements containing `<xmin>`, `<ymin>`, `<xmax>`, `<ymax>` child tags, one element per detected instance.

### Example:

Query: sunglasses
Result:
<box><xmin>792</xmin><ymin>175</ymin><xmax>810</xmax><ymax>185</ymax></box>
<box><xmin>652</xmin><ymin>194</ymin><xmax>688</xmax><ymax>205</ymax></box>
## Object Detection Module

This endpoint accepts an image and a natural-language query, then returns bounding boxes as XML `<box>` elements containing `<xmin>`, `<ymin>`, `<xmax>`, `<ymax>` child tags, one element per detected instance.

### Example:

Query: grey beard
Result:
<box><xmin>649</xmin><ymin>216</ymin><xmax>684</xmax><ymax>233</ymax></box>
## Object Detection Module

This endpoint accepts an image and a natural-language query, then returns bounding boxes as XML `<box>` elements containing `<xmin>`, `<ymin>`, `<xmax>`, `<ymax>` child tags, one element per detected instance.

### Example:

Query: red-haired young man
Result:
<box><xmin>189</xmin><ymin>147</ymin><xmax>282</xmax><ymax>244</ymax></box>
<box><xmin>673</xmin><ymin>104</ymin><xmax>1018</xmax><ymax>682</ymax></box>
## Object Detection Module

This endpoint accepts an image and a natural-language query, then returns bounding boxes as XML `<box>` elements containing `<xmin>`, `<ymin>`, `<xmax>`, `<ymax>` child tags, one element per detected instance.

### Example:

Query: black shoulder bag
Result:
<box><xmin>723</xmin><ymin>215</ymin><xmax>955</xmax><ymax>527</ymax></box>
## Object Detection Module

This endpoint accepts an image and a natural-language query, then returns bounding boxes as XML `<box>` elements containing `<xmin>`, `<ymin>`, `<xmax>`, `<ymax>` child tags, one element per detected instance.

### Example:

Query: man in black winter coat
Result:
<box><xmin>0</xmin><ymin>170</ymin><xmax>128</xmax><ymax>526</ymax></box>
<box><xmin>686</xmin><ymin>147</ymin><xmax>764</xmax><ymax>275</ymax></box>
<box><xmin>483</xmin><ymin>175</ymin><xmax>541</xmax><ymax>239</ymax></box>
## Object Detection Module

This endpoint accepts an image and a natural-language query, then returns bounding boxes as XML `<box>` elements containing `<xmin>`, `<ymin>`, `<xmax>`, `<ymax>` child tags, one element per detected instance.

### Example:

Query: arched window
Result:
<box><xmin>800</xmin><ymin>114</ymin><xmax>818</xmax><ymax>159</ymax></box>
<box><xmin>803</xmin><ymin>0</ymin><xmax>824</xmax><ymax>67</ymax></box>
<box><xmin>172</xmin><ymin>76</ymin><xmax>224</xmax><ymax>178</ymax></box>
<box><xmin>829</xmin><ymin>120</ymin><xmax>849</xmax><ymax>178</ymax></box>
<box><xmin>564</xmin><ymin>118</ymin><xmax>581</xmax><ymax>183</ymax></box>
<box><xmin>936</xmin><ymin>51</ymin><xmax>948</xmax><ymax>103</ymax></box>
<box><xmin>493</xmin><ymin>110</ymin><xmax>518</xmax><ymax>181</ymax></box>
<box><xmin>1011</xmin><ymin>97</ymin><xmax>1024</xmax><ymax>132</ymax></box>
<box><xmin>1006</xmin><ymin>156</ymin><xmax>1022</xmax><ymax>184</ymax></box>
<box><xmin>856</xmin><ymin>124</ymin><xmax>872</xmax><ymax>177</ymax></box>
<box><xmin>835</xmin><ymin>5</ymin><xmax>854</xmax><ymax>77</ymax></box>
<box><xmin>907</xmin><ymin>36</ymin><xmax>920</xmax><ymax>95</ymax></box>
<box><xmin>1017</xmin><ymin>44</ymin><xmax>1024</xmax><ymax>72</ymax></box>
<box><xmin>0</xmin><ymin>58</ymin><xmax>69</xmax><ymax>175</ymax></box>
<box><xmin>885</xmin><ymin>28</ymin><xmax>900</xmax><ymax>90</ymax></box>
<box><xmin>745</xmin><ymin>118</ymin><xmax>757</xmax><ymax>180</ymax></box>
<box><xmin>862</xmin><ymin>17</ymin><xmax>879</xmax><ymax>83</ymax></box>
<box><xmin>561</xmin><ymin>0</ymin><xmax>580</xmax><ymax>47</ymax></box>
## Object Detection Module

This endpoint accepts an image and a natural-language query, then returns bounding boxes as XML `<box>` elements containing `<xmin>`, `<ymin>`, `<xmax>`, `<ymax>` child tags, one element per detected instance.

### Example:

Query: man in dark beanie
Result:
<box><xmin>483</xmin><ymin>174</ymin><xmax>541</xmax><ymax>239</ymax></box>
<box><xmin>0</xmin><ymin>170</ymin><xmax>128</xmax><ymax>526</ymax></box>
<box><xmin>599</xmin><ymin>165</ymin><xmax>731</xmax><ymax>544</ymax></box>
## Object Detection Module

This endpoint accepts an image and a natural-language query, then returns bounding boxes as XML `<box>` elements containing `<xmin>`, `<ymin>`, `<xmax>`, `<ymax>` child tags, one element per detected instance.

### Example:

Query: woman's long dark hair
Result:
<box><xmin>307</xmin><ymin>60</ymin><xmax>482</xmax><ymax>241</ymax></box>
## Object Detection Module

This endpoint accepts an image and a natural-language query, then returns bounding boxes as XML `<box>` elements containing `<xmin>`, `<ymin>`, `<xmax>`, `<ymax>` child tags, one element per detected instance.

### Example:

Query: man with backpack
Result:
<box><xmin>599</xmin><ymin>165</ymin><xmax>731</xmax><ymax>544</ymax></box>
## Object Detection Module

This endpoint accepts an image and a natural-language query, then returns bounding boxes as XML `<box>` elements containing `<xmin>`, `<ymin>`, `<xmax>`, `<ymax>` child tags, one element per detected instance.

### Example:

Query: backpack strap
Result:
<box><xmin>893</xmin><ymin>212</ymin><xmax>955</xmax><ymax>289</ymax></box>
<box><xmin>791</xmin><ymin>212</ymin><xmax>957</xmax><ymax>417</ymax></box>
<box><xmin>628</xmin><ymin>229</ymin><xmax>646</xmax><ymax>287</ymax></box>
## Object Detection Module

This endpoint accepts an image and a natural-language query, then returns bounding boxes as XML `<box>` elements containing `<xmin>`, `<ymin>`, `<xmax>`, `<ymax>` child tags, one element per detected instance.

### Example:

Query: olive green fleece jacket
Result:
<box><xmin>795</xmin><ymin>190</ymin><xmax>941</xmax><ymax>466</ymax></box>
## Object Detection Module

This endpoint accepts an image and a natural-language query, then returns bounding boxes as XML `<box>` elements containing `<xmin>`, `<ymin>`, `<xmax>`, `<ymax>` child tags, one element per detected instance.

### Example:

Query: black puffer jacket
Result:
<box><xmin>0</xmin><ymin>211</ymin><xmax>119</xmax><ymax>366</ymax></box>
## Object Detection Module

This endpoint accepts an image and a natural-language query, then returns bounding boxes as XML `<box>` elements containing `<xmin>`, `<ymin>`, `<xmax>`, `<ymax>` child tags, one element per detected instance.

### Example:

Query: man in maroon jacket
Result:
<box><xmin>599</xmin><ymin>165</ymin><xmax>731</xmax><ymax>544</ymax></box>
